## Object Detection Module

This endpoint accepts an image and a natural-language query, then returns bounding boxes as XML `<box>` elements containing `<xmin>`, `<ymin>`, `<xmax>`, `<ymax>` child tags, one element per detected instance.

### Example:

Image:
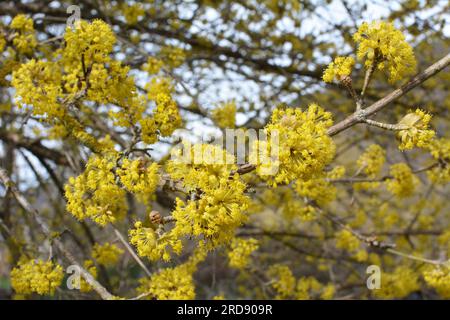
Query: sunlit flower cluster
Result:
<box><xmin>92</xmin><ymin>243</ymin><xmax>124</xmax><ymax>267</ymax></box>
<box><xmin>11</xmin><ymin>259</ymin><xmax>64</xmax><ymax>296</ymax></box>
<box><xmin>373</xmin><ymin>266</ymin><xmax>419</xmax><ymax>299</ymax></box>
<box><xmin>353</xmin><ymin>21</ymin><xmax>416</xmax><ymax>82</ymax></box>
<box><xmin>117</xmin><ymin>158</ymin><xmax>160</xmax><ymax>202</ymax></box>
<box><xmin>65</xmin><ymin>155</ymin><xmax>127</xmax><ymax>226</ymax></box>
<box><xmin>211</xmin><ymin>101</ymin><xmax>237</xmax><ymax>129</ymax></box>
<box><xmin>10</xmin><ymin>14</ymin><xmax>37</xmax><ymax>55</ymax></box>
<box><xmin>322</xmin><ymin>56</ymin><xmax>355</xmax><ymax>83</ymax></box>
<box><xmin>426</xmin><ymin>138</ymin><xmax>450</xmax><ymax>184</ymax></box>
<box><xmin>251</xmin><ymin>104</ymin><xmax>335</xmax><ymax>186</ymax></box>
<box><xmin>227</xmin><ymin>238</ymin><xmax>259</xmax><ymax>269</ymax></box>
<box><xmin>423</xmin><ymin>266</ymin><xmax>450</xmax><ymax>298</ymax></box>
<box><xmin>386</xmin><ymin>163</ymin><xmax>418</xmax><ymax>198</ymax></box>
<box><xmin>396</xmin><ymin>109</ymin><xmax>435</xmax><ymax>150</ymax></box>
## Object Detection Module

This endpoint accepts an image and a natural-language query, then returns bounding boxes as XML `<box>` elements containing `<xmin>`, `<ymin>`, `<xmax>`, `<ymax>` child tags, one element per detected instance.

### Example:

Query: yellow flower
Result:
<box><xmin>160</xmin><ymin>46</ymin><xmax>186</xmax><ymax>69</ymax></box>
<box><xmin>117</xmin><ymin>158</ymin><xmax>160</xmax><ymax>202</ymax></box>
<box><xmin>10</xmin><ymin>15</ymin><xmax>37</xmax><ymax>55</ymax></box>
<box><xmin>335</xmin><ymin>229</ymin><xmax>360</xmax><ymax>252</ymax></box>
<box><xmin>119</xmin><ymin>3</ymin><xmax>145</xmax><ymax>25</ymax></box>
<box><xmin>426</xmin><ymin>138</ymin><xmax>450</xmax><ymax>184</ymax></box>
<box><xmin>423</xmin><ymin>266</ymin><xmax>450</xmax><ymax>298</ymax></box>
<box><xmin>374</xmin><ymin>266</ymin><xmax>419</xmax><ymax>299</ymax></box>
<box><xmin>92</xmin><ymin>243</ymin><xmax>124</xmax><ymax>267</ymax></box>
<box><xmin>211</xmin><ymin>101</ymin><xmax>237</xmax><ymax>129</ymax></box>
<box><xmin>267</xmin><ymin>265</ymin><xmax>296</xmax><ymax>299</ymax></box>
<box><xmin>65</xmin><ymin>155</ymin><xmax>128</xmax><ymax>226</ymax></box>
<box><xmin>355</xmin><ymin>144</ymin><xmax>385</xmax><ymax>190</ymax></box>
<box><xmin>396</xmin><ymin>109</ymin><xmax>435</xmax><ymax>150</ymax></box>
<box><xmin>353</xmin><ymin>21</ymin><xmax>416</xmax><ymax>82</ymax></box>
<box><xmin>251</xmin><ymin>104</ymin><xmax>335</xmax><ymax>186</ymax></box>
<box><xmin>79</xmin><ymin>260</ymin><xmax>98</xmax><ymax>293</ymax></box>
<box><xmin>143</xmin><ymin>56</ymin><xmax>164</xmax><ymax>74</ymax></box>
<box><xmin>171</xmin><ymin>175</ymin><xmax>249</xmax><ymax>247</ymax></box>
<box><xmin>12</xmin><ymin>59</ymin><xmax>63</xmax><ymax>118</ymax></box>
<box><xmin>137</xmin><ymin>251</ymin><xmax>204</xmax><ymax>300</ymax></box>
<box><xmin>129</xmin><ymin>221</ymin><xmax>182</xmax><ymax>261</ymax></box>
<box><xmin>322</xmin><ymin>56</ymin><xmax>355</xmax><ymax>83</ymax></box>
<box><xmin>386</xmin><ymin>163</ymin><xmax>418</xmax><ymax>198</ymax></box>
<box><xmin>227</xmin><ymin>238</ymin><xmax>259</xmax><ymax>269</ymax></box>
<box><xmin>11</xmin><ymin>259</ymin><xmax>64</xmax><ymax>296</ymax></box>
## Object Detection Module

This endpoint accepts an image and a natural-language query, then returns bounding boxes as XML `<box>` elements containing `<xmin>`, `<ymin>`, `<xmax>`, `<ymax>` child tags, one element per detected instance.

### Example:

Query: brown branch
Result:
<box><xmin>327</xmin><ymin>52</ymin><xmax>450</xmax><ymax>136</ymax></box>
<box><xmin>0</xmin><ymin>167</ymin><xmax>115</xmax><ymax>300</ymax></box>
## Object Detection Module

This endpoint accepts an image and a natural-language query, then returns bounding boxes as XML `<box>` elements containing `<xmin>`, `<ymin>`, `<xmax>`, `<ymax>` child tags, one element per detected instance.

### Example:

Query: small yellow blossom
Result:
<box><xmin>250</xmin><ymin>104</ymin><xmax>335</xmax><ymax>186</ymax></box>
<box><xmin>322</xmin><ymin>56</ymin><xmax>355</xmax><ymax>83</ymax></box>
<box><xmin>10</xmin><ymin>15</ymin><xmax>37</xmax><ymax>55</ymax></box>
<box><xmin>92</xmin><ymin>243</ymin><xmax>124</xmax><ymax>267</ymax></box>
<box><xmin>11</xmin><ymin>259</ymin><xmax>64</xmax><ymax>296</ymax></box>
<box><xmin>79</xmin><ymin>260</ymin><xmax>98</xmax><ymax>293</ymax></box>
<box><xmin>396</xmin><ymin>109</ymin><xmax>435</xmax><ymax>150</ymax></box>
<box><xmin>65</xmin><ymin>155</ymin><xmax>128</xmax><ymax>226</ymax></box>
<box><xmin>129</xmin><ymin>221</ymin><xmax>182</xmax><ymax>261</ymax></box>
<box><xmin>211</xmin><ymin>101</ymin><xmax>237</xmax><ymax>129</ymax></box>
<box><xmin>267</xmin><ymin>265</ymin><xmax>296</xmax><ymax>299</ymax></box>
<box><xmin>426</xmin><ymin>138</ymin><xmax>450</xmax><ymax>184</ymax></box>
<box><xmin>353</xmin><ymin>21</ymin><xmax>416</xmax><ymax>82</ymax></box>
<box><xmin>335</xmin><ymin>229</ymin><xmax>360</xmax><ymax>252</ymax></box>
<box><xmin>117</xmin><ymin>158</ymin><xmax>160</xmax><ymax>202</ymax></box>
<box><xmin>386</xmin><ymin>163</ymin><xmax>418</xmax><ymax>198</ymax></box>
<box><xmin>228</xmin><ymin>238</ymin><xmax>259</xmax><ymax>269</ymax></box>
<box><xmin>423</xmin><ymin>266</ymin><xmax>450</xmax><ymax>298</ymax></box>
<box><xmin>374</xmin><ymin>266</ymin><xmax>419</xmax><ymax>299</ymax></box>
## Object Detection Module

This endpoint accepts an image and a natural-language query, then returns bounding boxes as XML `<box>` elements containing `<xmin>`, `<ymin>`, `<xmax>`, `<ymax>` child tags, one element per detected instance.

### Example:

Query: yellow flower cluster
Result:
<box><xmin>129</xmin><ymin>221</ymin><xmax>182</xmax><ymax>261</ymax></box>
<box><xmin>251</xmin><ymin>104</ymin><xmax>335</xmax><ymax>186</ymax></box>
<box><xmin>353</xmin><ymin>21</ymin><xmax>416</xmax><ymax>82</ymax></box>
<box><xmin>153</xmin><ymin>93</ymin><xmax>182</xmax><ymax>136</ymax></box>
<box><xmin>167</xmin><ymin>143</ymin><xmax>237</xmax><ymax>191</ymax></box>
<box><xmin>137</xmin><ymin>251</ymin><xmax>205</xmax><ymax>300</ymax></box>
<box><xmin>355</xmin><ymin>144</ymin><xmax>385</xmax><ymax>190</ymax></box>
<box><xmin>79</xmin><ymin>260</ymin><xmax>98</xmax><ymax>293</ymax></box>
<box><xmin>335</xmin><ymin>229</ymin><xmax>360</xmax><ymax>252</ymax></box>
<box><xmin>322</xmin><ymin>56</ymin><xmax>355</xmax><ymax>83</ymax></box>
<box><xmin>267</xmin><ymin>265</ymin><xmax>296</xmax><ymax>299</ymax></box>
<box><xmin>426</xmin><ymin>138</ymin><xmax>450</xmax><ymax>184</ymax></box>
<box><xmin>295</xmin><ymin>173</ymin><xmax>339</xmax><ymax>207</ymax></box>
<box><xmin>160</xmin><ymin>46</ymin><xmax>186</xmax><ymax>69</ymax></box>
<box><xmin>63</xmin><ymin>19</ymin><xmax>115</xmax><ymax>66</ymax></box>
<box><xmin>211</xmin><ymin>101</ymin><xmax>237</xmax><ymax>129</ymax></box>
<box><xmin>143</xmin><ymin>56</ymin><xmax>164</xmax><ymax>75</ymax></box>
<box><xmin>142</xmin><ymin>77</ymin><xmax>182</xmax><ymax>141</ymax></box>
<box><xmin>268</xmin><ymin>265</ymin><xmax>335</xmax><ymax>299</ymax></box>
<box><xmin>92</xmin><ymin>243</ymin><xmax>124</xmax><ymax>267</ymax></box>
<box><xmin>117</xmin><ymin>159</ymin><xmax>160</xmax><ymax>202</ymax></box>
<box><xmin>12</xmin><ymin>60</ymin><xmax>63</xmax><ymax>118</ymax></box>
<box><xmin>0</xmin><ymin>34</ymin><xmax>6</xmax><ymax>52</ymax></box>
<box><xmin>65</xmin><ymin>155</ymin><xmax>128</xmax><ymax>226</ymax></box>
<box><xmin>120</xmin><ymin>3</ymin><xmax>145</xmax><ymax>25</ymax></box>
<box><xmin>171</xmin><ymin>175</ymin><xmax>249</xmax><ymax>247</ymax></box>
<box><xmin>357</xmin><ymin>144</ymin><xmax>385</xmax><ymax>177</ymax></box>
<box><xmin>296</xmin><ymin>277</ymin><xmax>335</xmax><ymax>300</ymax></box>
<box><xmin>396</xmin><ymin>109</ymin><xmax>435</xmax><ymax>150</ymax></box>
<box><xmin>227</xmin><ymin>238</ymin><xmax>259</xmax><ymax>269</ymax></box>
<box><xmin>10</xmin><ymin>15</ymin><xmax>37</xmax><ymax>55</ymax></box>
<box><xmin>386</xmin><ymin>163</ymin><xmax>417</xmax><ymax>198</ymax></box>
<box><xmin>423</xmin><ymin>266</ymin><xmax>450</xmax><ymax>298</ymax></box>
<box><xmin>138</xmin><ymin>264</ymin><xmax>195</xmax><ymax>300</ymax></box>
<box><xmin>374</xmin><ymin>266</ymin><xmax>419</xmax><ymax>299</ymax></box>
<box><xmin>11</xmin><ymin>259</ymin><xmax>64</xmax><ymax>295</ymax></box>
<box><xmin>335</xmin><ymin>229</ymin><xmax>367</xmax><ymax>262</ymax></box>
